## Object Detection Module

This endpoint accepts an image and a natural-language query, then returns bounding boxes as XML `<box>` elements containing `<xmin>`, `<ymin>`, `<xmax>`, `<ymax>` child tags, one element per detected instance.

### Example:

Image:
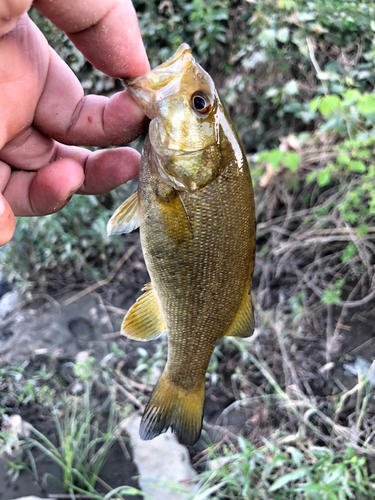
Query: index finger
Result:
<box><xmin>32</xmin><ymin>0</ymin><xmax>150</xmax><ymax>78</ymax></box>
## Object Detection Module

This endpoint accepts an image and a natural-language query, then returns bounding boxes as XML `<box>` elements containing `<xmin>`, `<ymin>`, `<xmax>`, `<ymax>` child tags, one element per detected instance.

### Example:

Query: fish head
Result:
<box><xmin>124</xmin><ymin>44</ymin><xmax>222</xmax><ymax>192</ymax></box>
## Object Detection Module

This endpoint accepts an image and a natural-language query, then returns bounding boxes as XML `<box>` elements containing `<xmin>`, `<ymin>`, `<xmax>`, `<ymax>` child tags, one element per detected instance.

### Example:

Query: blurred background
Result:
<box><xmin>2</xmin><ymin>1</ymin><xmax>375</xmax><ymax>499</ymax></box>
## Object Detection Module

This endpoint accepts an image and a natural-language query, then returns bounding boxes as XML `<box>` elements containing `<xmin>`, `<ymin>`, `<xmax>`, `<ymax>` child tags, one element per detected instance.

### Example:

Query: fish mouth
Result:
<box><xmin>123</xmin><ymin>43</ymin><xmax>193</xmax><ymax>119</ymax></box>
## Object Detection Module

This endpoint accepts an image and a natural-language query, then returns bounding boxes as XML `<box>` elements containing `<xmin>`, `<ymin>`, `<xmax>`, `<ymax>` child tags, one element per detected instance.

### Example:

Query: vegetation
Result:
<box><xmin>0</xmin><ymin>350</ymin><xmax>147</xmax><ymax>498</ymax></box>
<box><xmin>1</xmin><ymin>0</ymin><xmax>375</xmax><ymax>499</ymax></box>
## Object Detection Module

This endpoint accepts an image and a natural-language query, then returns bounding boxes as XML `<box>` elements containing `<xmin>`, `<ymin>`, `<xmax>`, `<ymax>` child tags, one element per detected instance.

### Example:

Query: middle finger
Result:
<box><xmin>0</xmin><ymin>125</ymin><xmax>88</xmax><ymax>170</ymax></box>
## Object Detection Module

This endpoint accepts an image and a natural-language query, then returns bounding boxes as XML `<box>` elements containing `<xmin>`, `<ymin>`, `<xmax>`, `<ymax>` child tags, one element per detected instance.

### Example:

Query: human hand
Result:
<box><xmin>0</xmin><ymin>0</ymin><xmax>150</xmax><ymax>246</ymax></box>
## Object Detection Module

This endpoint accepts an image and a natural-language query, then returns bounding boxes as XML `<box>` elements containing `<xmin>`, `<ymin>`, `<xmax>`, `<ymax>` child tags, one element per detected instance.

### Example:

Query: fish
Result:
<box><xmin>107</xmin><ymin>43</ymin><xmax>256</xmax><ymax>446</ymax></box>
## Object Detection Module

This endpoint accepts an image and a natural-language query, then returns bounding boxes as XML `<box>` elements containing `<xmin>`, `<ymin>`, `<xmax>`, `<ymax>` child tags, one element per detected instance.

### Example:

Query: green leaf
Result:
<box><xmin>267</xmin><ymin>149</ymin><xmax>284</xmax><ymax>169</ymax></box>
<box><xmin>358</xmin><ymin>94</ymin><xmax>375</xmax><ymax>115</ymax></box>
<box><xmin>284</xmin><ymin>80</ymin><xmax>299</xmax><ymax>95</ymax></box>
<box><xmin>306</xmin><ymin>171</ymin><xmax>317</xmax><ymax>184</ymax></box>
<box><xmin>337</xmin><ymin>155</ymin><xmax>351</xmax><ymax>165</ymax></box>
<box><xmin>269</xmin><ymin>468</ymin><xmax>308</xmax><ymax>492</ymax></box>
<box><xmin>342</xmin><ymin>242</ymin><xmax>358</xmax><ymax>263</ymax></box>
<box><xmin>319</xmin><ymin>95</ymin><xmax>342</xmax><ymax>116</ymax></box>
<box><xmin>349</xmin><ymin>160</ymin><xmax>366</xmax><ymax>173</ymax></box>
<box><xmin>342</xmin><ymin>89</ymin><xmax>361</xmax><ymax>106</ymax></box>
<box><xmin>265</xmin><ymin>87</ymin><xmax>279</xmax><ymax>99</ymax></box>
<box><xmin>355</xmin><ymin>149</ymin><xmax>371</xmax><ymax>159</ymax></box>
<box><xmin>356</xmin><ymin>225</ymin><xmax>368</xmax><ymax>236</ymax></box>
<box><xmin>309</xmin><ymin>97</ymin><xmax>321</xmax><ymax>112</ymax></box>
<box><xmin>317</xmin><ymin>168</ymin><xmax>331</xmax><ymax>187</ymax></box>
<box><xmin>276</xmin><ymin>27</ymin><xmax>290</xmax><ymax>43</ymax></box>
<box><xmin>321</xmin><ymin>279</ymin><xmax>345</xmax><ymax>306</ymax></box>
<box><xmin>288</xmin><ymin>447</ymin><xmax>303</xmax><ymax>467</ymax></box>
<box><xmin>278</xmin><ymin>0</ymin><xmax>295</xmax><ymax>9</ymax></box>
<box><xmin>283</xmin><ymin>152</ymin><xmax>300</xmax><ymax>172</ymax></box>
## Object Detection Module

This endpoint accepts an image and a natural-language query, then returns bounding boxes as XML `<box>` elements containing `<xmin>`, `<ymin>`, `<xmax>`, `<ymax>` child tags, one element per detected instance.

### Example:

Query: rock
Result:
<box><xmin>13</xmin><ymin>497</ymin><xmax>47</xmax><ymax>500</ymax></box>
<box><xmin>123</xmin><ymin>416</ymin><xmax>197</xmax><ymax>500</ymax></box>
<box><xmin>1</xmin><ymin>414</ymin><xmax>32</xmax><ymax>459</ymax></box>
<box><xmin>0</xmin><ymin>292</ymin><xmax>114</xmax><ymax>366</ymax></box>
<box><xmin>0</xmin><ymin>290</ymin><xmax>22</xmax><ymax>319</ymax></box>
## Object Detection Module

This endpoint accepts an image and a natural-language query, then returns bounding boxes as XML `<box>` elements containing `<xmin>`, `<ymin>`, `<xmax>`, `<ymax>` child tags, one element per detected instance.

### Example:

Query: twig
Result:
<box><xmin>274</xmin><ymin>319</ymin><xmax>300</xmax><ymax>388</ymax></box>
<box><xmin>115</xmin><ymin>361</ymin><xmax>150</xmax><ymax>392</ymax></box>
<box><xmin>114</xmin><ymin>380</ymin><xmax>144</xmax><ymax>410</ymax></box>
<box><xmin>102</xmin><ymin>331</ymin><xmax>121</xmax><ymax>339</ymax></box>
<box><xmin>273</xmin><ymin>234</ymin><xmax>375</xmax><ymax>256</ymax></box>
<box><xmin>326</xmin><ymin>304</ymin><xmax>333</xmax><ymax>363</ymax></box>
<box><xmin>334</xmin><ymin>381</ymin><xmax>364</xmax><ymax>421</ymax></box>
<box><xmin>351</xmin><ymin>336</ymin><xmax>375</xmax><ymax>355</ymax></box>
<box><xmin>256</xmin><ymin>191</ymin><xmax>341</xmax><ymax>232</ymax></box>
<box><xmin>306</xmin><ymin>36</ymin><xmax>328</xmax><ymax>94</ymax></box>
<box><xmin>62</xmin><ymin>245</ymin><xmax>137</xmax><ymax>306</ymax></box>
<box><xmin>31</xmin><ymin>293</ymin><xmax>61</xmax><ymax>310</ymax></box>
<box><xmin>48</xmin><ymin>495</ymin><xmax>100</xmax><ymax>499</ymax></box>
<box><xmin>118</xmin><ymin>435</ymin><xmax>131</xmax><ymax>460</ymax></box>
<box><xmin>93</xmin><ymin>475</ymin><xmax>112</xmax><ymax>492</ymax></box>
<box><xmin>341</xmin><ymin>287</ymin><xmax>375</xmax><ymax>309</ymax></box>
<box><xmin>104</xmin><ymin>305</ymin><xmax>128</xmax><ymax>315</ymax></box>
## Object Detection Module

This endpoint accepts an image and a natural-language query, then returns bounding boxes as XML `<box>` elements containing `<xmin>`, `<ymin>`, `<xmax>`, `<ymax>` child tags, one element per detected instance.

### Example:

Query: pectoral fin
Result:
<box><xmin>122</xmin><ymin>283</ymin><xmax>166</xmax><ymax>341</ymax></box>
<box><xmin>107</xmin><ymin>190</ymin><xmax>140</xmax><ymax>235</ymax></box>
<box><xmin>224</xmin><ymin>287</ymin><xmax>254</xmax><ymax>338</ymax></box>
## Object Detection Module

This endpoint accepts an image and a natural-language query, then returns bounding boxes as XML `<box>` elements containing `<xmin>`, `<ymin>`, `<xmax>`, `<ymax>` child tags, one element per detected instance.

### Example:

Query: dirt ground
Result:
<box><xmin>0</xmin><ymin>244</ymin><xmax>247</xmax><ymax>499</ymax></box>
<box><xmin>1</xmin><ymin>236</ymin><xmax>375</xmax><ymax>498</ymax></box>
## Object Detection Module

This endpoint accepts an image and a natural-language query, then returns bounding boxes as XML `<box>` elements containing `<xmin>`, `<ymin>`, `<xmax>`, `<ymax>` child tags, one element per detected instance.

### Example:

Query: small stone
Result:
<box><xmin>34</xmin><ymin>348</ymin><xmax>49</xmax><ymax>356</ymax></box>
<box><xmin>123</xmin><ymin>415</ymin><xmax>197</xmax><ymax>500</ymax></box>
<box><xmin>13</xmin><ymin>497</ymin><xmax>48</xmax><ymax>500</ymax></box>
<box><xmin>75</xmin><ymin>350</ymin><xmax>91</xmax><ymax>363</ymax></box>
<box><xmin>0</xmin><ymin>290</ymin><xmax>21</xmax><ymax>319</ymax></box>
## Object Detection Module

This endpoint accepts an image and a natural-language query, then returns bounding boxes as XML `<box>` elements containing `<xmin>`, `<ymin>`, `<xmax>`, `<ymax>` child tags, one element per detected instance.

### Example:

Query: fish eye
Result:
<box><xmin>191</xmin><ymin>91</ymin><xmax>212</xmax><ymax>115</ymax></box>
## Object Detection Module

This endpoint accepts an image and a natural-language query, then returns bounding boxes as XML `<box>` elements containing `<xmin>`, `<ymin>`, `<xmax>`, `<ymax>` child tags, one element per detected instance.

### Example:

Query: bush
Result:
<box><xmin>0</xmin><ymin>185</ymin><xmax>136</xmax><ymax>291</ymax></box>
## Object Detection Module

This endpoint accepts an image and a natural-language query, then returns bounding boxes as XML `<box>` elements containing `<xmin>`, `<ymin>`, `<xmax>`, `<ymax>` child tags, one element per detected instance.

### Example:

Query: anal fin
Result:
<box><xmin>122</xmin><ymin>283</ymin><xmax>166</xmax><ymax>341</ymax></box>
<box><xmin>224</xmin><ymin>286</ymin><xmax>254</xmax><ymax>338</ymax></box>
<box><xmin>107</xmin><ymin>189</ymin><xmax>140</xmax><ymax>235</ymax></box>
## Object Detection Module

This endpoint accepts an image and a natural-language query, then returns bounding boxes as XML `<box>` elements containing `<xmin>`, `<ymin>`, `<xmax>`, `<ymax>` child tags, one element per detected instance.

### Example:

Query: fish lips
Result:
<box><xmin>124</xmin><ymin>80</ymin><xmax>180</xmax><ymax>120</ymax></box>
<box><xmin>123</xmin><ymin>44</ymin><xmax>194</xmax><ymax>119</ymax></box>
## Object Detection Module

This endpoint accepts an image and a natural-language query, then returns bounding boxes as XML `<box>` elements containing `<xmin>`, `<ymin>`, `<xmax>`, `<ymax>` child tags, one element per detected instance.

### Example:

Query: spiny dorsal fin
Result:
<box><xmin>224</xmin><ymin>287</ymin><xmax>254</xmax><ymax>338</ymax></box>
<box><xmin>107</xmin><ymin>189</ymin><xmax>140</xmax><ymax>235</ymax></box>
<box><xmin>122</xmin><ymin>283</ymin><xmax>166</xmax><ymax>341</ymax></box>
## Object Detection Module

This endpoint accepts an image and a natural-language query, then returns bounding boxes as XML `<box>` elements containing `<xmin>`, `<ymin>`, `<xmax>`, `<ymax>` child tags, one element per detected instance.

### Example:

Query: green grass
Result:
<box><xmin>193</xmin><ymin>440</ymin><xmax>375</xmax><ymax>500</ymax></box>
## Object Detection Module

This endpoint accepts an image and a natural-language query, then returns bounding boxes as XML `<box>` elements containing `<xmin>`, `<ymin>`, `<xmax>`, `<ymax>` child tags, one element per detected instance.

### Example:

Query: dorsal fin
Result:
<box><xmin>107</xmin><ymin>189</ymin><xmax>140</xmax><ymax>235</ymax></box>
<box><xmin>224</xmin><ymin>287</ymin><xmax>254</xmax><ymax>338</ymax></box>
<box><xmin>122</xmin><ymin>283</ymin><xmax>166</xmax><ymax>341</ymax></box>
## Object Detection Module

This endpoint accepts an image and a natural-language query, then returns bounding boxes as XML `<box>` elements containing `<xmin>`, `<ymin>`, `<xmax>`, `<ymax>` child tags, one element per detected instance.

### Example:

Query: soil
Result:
<box><xmin>1</xmin><ymin>237</ymin><xmax>375</xmax><ymax>499</ymax></box>
<box><xmin>0</xmin><ymin>440</ymin><xmax>141</xmax><ymax>500</ymax></box>
<box><xmin>0</xmin><ymin>283</ymin><xmax>145</xmax><ymax>499</ymax></box>
<box><xmin>0</xmin><ymin>245</ymin><xmax>239</xmax><ymax>499</ymax></box>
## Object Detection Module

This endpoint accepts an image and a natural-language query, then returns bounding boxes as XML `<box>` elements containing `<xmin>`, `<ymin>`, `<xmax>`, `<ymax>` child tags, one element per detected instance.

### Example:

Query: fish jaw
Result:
<box><xmin>123</xmin><ymin>43</ymin><xmax>194</xmax><ymax>119</ymax></box>
<box><xmin>124</xmin><ymin>44</ymin><xmax>221</xmax><ymax>193</ymax></box>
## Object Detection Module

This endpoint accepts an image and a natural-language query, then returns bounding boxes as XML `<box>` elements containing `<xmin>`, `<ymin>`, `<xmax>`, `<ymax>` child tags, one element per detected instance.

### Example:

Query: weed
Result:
<box><xmin>195</xmin><ymin>440</ymin><xmax>375</xmax><ymax>500</ymax></box>
<box><xmin>21</xmin><ymin>382</ymin><xmax>131</xmax><ymax>498</ymax></box>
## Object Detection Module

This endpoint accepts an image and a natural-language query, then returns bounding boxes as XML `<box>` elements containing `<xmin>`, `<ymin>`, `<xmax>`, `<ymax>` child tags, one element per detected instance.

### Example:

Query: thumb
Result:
<box><xmin>0</xmin><ymin>193</ymin><xmax>16</xmax><ymax>246</ymax></box>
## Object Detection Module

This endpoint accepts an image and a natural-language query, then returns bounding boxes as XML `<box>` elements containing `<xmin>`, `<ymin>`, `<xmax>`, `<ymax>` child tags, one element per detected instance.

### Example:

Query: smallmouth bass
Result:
<box><xmin>108</xmin><ymin>44</ymin><xmax>256</xmax><ymax>446</ymax></box>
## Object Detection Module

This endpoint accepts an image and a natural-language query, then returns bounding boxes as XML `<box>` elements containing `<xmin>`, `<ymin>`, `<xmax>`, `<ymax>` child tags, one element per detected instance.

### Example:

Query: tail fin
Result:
<box><xmin>139</xmin><ymin>371</ymin><xmax>205</xmax><ymax>446</ymax></box>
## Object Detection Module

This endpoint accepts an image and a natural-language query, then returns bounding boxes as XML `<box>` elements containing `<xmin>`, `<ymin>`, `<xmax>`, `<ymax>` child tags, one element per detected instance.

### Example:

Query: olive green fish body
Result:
<box><xmin>139</xmin><ymin>134</ymin><xmax>254</xmax><ymax>389</ymax></box>
<box><xmin>108</xmin><ymin>44</ymin><xmax>256</xmax><ymax>445</ymax></box>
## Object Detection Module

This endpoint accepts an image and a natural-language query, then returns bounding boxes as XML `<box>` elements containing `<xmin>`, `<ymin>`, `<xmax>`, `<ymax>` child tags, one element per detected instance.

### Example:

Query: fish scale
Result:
<box><xmin>139</xmin><ymin>131</ymin><xmax>253</xmax><ymax>391</ymax></box>
<box><xmin>107</xmin><ymin>43</ymin><xmax>256</xmax><ymax>445</ymax></box>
